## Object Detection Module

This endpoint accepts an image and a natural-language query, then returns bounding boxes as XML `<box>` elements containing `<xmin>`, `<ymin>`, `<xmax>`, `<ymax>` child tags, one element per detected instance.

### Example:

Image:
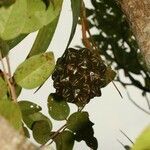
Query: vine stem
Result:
<box><xmin>81</xmin><ymin>1</ymin><xmax>123</xmax><ymax>99</ymax></box>
<box><xmin>126</xmin><ymin>90</ymin><xmax>150</xmax><ymax>115</ymax></box>
<box><xmin>0</xmin><ymin>52</ymin><xmax>17</xmax><ymax>102</ymax></box>
<box><xmin>42</xmin><ymin>124</ymin><xmax>67</xmax><ymax>147</ymax></box>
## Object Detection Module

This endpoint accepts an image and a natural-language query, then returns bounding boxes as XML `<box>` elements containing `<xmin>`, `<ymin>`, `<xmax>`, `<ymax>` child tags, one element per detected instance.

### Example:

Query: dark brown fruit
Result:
<box><xmin>52</xmin><ymin>48</ymin><xmax>115</xmax><ymax>106</ymax></box>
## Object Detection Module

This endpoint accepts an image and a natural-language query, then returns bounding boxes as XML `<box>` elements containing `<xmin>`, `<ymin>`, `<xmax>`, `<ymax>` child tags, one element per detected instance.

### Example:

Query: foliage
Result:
<box><xmin>85</xmin><ymin>0</ymin><xmax>150</xmax><ymax>96</ymax></box>
<box><xmin>0</xmin><ymin>0</ymin><xmax>149</xmax><ymax>150</ymax></box>
<box><xmin>131</xmin><ymin>125</ymin><xmax>150</xmax><ymax>150</ymax></box>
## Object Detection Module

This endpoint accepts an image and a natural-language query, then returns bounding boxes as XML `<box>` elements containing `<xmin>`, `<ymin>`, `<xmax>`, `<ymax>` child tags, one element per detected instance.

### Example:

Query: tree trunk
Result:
<box><xmin>119</xmin><ymin>0</ymin><xmax>150</xmax><ymax>71</ymax></box>
<box><xmin>0</xmin><ymin>116</ymin><xmax>52</xmax><ymax>150</ymax></box>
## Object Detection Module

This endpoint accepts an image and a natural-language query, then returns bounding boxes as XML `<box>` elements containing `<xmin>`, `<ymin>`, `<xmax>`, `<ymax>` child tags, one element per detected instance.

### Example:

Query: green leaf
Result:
<box><xmin>14</xmin><ymin>84</ymin><xmax>22</xmax><ymax>98</ymax></box>
<box><xmin>54</xmin><ymin>131</ymin><xmax>75</xmax><ymax>150</ymax></box>
<box><xmin>7</xmin><ymin>34</ymin><xmax>28</xmax><ymax>50</ymax></box>
<box><xmin>0</xmin><ymin>0</ymin><xmax>26</xmax><ymax>40</ymax></box>
<box><xmin>23</xmin><ymin>112</ymin><xmax>52</xmax><ymax>130</ymax></box>
<box><xmin>48</xmin><ymin>93</ymin><xmax>70</xmax><ymax>120</ymax></box>
<box><xmin>0</xmin><ymin>35</ymin><xmax>27</xmax><ymax>58</ymax></box>
<box><xmin>14</xmin><ymin>52</ymin><xmax>55</xmax><ymax>89</ymax></box>
<box><xmin>67</xmin><ymin>111</ymin><xmax>89</xmax><ymax>132</ymax></box>
<box><xmin>42</xmin><ymin>0</ymin><xmax>54</xmax><ymax>9</ymax></box>
<box><xmin>0</xmin><ymin>0</ymin><xmax>16</xmax><ymax>7</ymax></box>
<box><xmin>75</xmin><ymin>123</ymin><xmax>98</xmax><ymax>150</ymax></box>
<box><xmin>0</xmin><ymin>0</ymin><xmax>63</xmax><ymax>40</ymax></box>
<box><xmin>0</xmin><ymin>100</ymin><xmax>22</xmax><ymax>130</ymax></box>
<box><xmin>0</xmin><ymin>77</ymin><xmax>7</xmax><ymax>98</ymax></box>
<box><xmin>67</xmin><ymin>111</ymin><xmax>98</xmax><ymax>150</ymax></box>
<box><xmin>28</xmin><ymin>17</ymin><xmax>60</xmax><ymax>58</ymax></box>
<box><xmin>22</xmin><ymin>0</ymin><xmax>63</xmax><ymax>34</ymax></box>
<box><xmin>0</xmin><ymin>38</ymin><xmax>9</xmax><ymax>56</ymax></box>
<box><xmin>66</xmin><ymin>0</ymin><xmax>81</xmax><ymax>48</ymax></box>
<box><xmin>23</xmin><ymin>126</ymin><xmax>30</xmax><ymax>138</ymax></box>
<box><xmin>32</xmin><ymin>120</ymin><xmax>52</xmax><ymax>144</ymax></box>
<box><xmin>18</xmin><ymin>101</ymin><xmax>42</xmax><ymax>115</ymax></box>
<box><xmin>131</xmin><ymin>125</ymin><xmax>150</xmax><ymax>150</ymax></box>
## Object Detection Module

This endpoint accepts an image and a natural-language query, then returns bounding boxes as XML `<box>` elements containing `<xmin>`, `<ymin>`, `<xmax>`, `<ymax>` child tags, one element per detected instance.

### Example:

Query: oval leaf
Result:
<box><xmin>0</xmin><ymin>100</ymin><xmax>22</xmax><ymax>130</ymax></box>
<box><xmin>66</xmin><ymin>0</ymin><xmax>81</xmax><ymax>48</ymax></box>
<box><xmin>14</xmin><ymin>52</ymin><xmax>55</xmax><ymax>89</ymax></box>
<box><xmin>0</xmin><ymin>0</ymin><xmax>63</xmax><ymax>40</ymax></box>
<box><xmin>27</xmin><ymin>16</ymin><xmax>60</xmax><ymax>58</ymax></box>
<box><xmin>48</xmin><ymin>93</ymin><xmax>70</xmax><ymax>120</ymax></box>
<box><xmin>18</xmin><ymin>101</ymin><xmax>42</xmax><ymax>115</ymax></box>
<box><xmin>67</xmin><ymin>111</ymin><xmax>89</xmax><ymax>132</ymax></box>
<box><xmin>54</xmin><ymin>131</ymin><xmax>75</xmax><ymax>150</ymax></box>
<box><xmin>131</xmin><ymin>125</ymin><xmax>150</xmax><ymax>150</ymax></box>
<box><xmin>22</xmin><ymin>0</ymin><xmax>63</xmax><ymax>34</ymax></box>
<box><xmin>23</xmin><ymin>112</ymin><xmax>52</xmax><ymax>130</ymax></box>
<box><xmin>0</xmin><ymin>0</ymin><xmax>26</xmax><ymax>40</ymax></box>
<box><xmin>32</xmin><ymin>120</ymin><xmax>52</xmax><ymax>144</ymax></box>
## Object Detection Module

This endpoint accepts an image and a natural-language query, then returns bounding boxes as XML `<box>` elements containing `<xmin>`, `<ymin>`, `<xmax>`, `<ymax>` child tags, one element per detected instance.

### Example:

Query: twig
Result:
<box><xmin>46</xmin><ymin>124</ymin><xmax>67</xmax><ymax>146</ymax></box>
<box><xmin>81</xmin><ymin>3</ymin><xmax>123</xmax><ymax>99</ymax></box>
<box><xmin>112</xmin><ymin>81</ymin><xmax>123</xmax><ymax>98</ymax></box>
<box><xmin>80</xmin><ymin>1</ymin><xmax>93</xmax><ymax>50</ymax></box>
<box><xmin>0</xmin><ymin>51</ymin><xmax>17</xmax><ymax>102</ymax></box>
<box><xmin>117</xmin><ymin>139</ymin><xmax>125</xmax><ymax>147</ymax></box>
<box><xmin>6</xmin><ymin>56</ymin><xmax>12</xmax><ymax>78</ymax></box>
<box><xmin>145</xmin><ymin>93</ymin><xmax>150</xmax><ymax>110</ymax></box>
<box><xmin>126</xmin><ymin>90</ymin><xmax>150</xmax><ymax>115</ymax></box>
<box><xmin>120</xmin><ymin>130</ymin><xmax>134</xmax><ymax>144</ymax></box>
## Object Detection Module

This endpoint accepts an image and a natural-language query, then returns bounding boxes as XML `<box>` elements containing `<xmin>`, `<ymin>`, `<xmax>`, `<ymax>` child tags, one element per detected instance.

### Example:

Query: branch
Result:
<box><xmin>0</xmin><ymin>116</ymin><xmax>37</xmax><ymax>150</ymax></box>
<box><xmin>118</xmin><ymin>0</ymin><xmax>150</xmax><ymax>71</ymax></box>
<box><xmin>0</xmin><ymin>52</ymin><xmax>17</xmax><ymax>102</ymax></box>
<box><xmin>0</xmin><ymin>116</ymin><xmax>53</xmax><ymax>150</ymax></box>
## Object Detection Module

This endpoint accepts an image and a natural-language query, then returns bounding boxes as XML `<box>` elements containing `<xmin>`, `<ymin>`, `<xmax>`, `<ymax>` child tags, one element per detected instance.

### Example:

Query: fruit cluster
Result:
<box><xmin>52</xmin><ymin>48</ymin><xmax>115</xmax><ymax>106</ymax></box>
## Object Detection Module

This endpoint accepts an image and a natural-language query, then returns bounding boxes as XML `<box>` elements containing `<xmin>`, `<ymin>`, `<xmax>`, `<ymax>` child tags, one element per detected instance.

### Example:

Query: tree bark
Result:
<box><xmin>0</xmin><ymin>116</ymin><xmax>37</xmax><ymax>150</ymax></box>
<box><xmin>119</xmin><ymin>0</ymin><xmax>150</xmax><ymax>71</ymax></box>
<box><xmin>0</xmin><ymin>116</ymin><xmax>52</xmax><ymax>150</ymax></box>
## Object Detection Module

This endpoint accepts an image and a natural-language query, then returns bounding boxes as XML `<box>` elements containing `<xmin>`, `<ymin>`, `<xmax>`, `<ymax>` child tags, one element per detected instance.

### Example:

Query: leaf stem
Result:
<box><xmin>0</xmin><ymin>51</ymin><xmax>17</xmax><ymax>102</ymax></box>
<box><xmin>47</xmin><ymin>124</ymin><xmax>67</xmax><ymax>146</ymax></box>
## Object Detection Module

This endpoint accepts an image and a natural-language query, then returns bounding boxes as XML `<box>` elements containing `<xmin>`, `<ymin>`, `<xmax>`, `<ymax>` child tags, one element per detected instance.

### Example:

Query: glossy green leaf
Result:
<box><xmin>48</xmin><ymin>93</ymin><xmax>70</xmax><ymax>120</ymax></box>
<box><xmin>23</xmin><ymin>112</ymin><xmax>52</xmax><ymax>130</ymax></box>
<box><xmin>0</xmin><ymin>0</ymin><xmax>26</xmax><ymax>40</ymax></box>
<box><xmin>28</xmin><ymin>17</ymin><xmax>60</xmax><ymax>58</ymax></box>
<box><xmin>0</xmin><ymin>100</ymin><xmax>22</xmax><ymax>130</ymax></box>
<box><xmin>66</xmin><ymin>0</ymin><xmax>81</xmax><ymax>48</ymax></box>
<box><xmin>0</xmin><ymin>77</ymin><xmax>7</xmax><ymax>98</ymax></box>
<box><xmin>18</xmin><ymin>101</ymin><xmax>42</xmax><ymax>115</ymax></box>
<box><xmin>131</xmin><ymin>125</ymin><xmax>150</xmax><ymax>150</ymax></box>
<box><xmin>0</xmin><ymin>0</ymin><xmax>63</xmax><ymax>40</ymax></box>
<box><xmin>14</xmin><ymin>52</ymin><xmax>55</xmax><ymax>89</ymax></box>
<box><xmin>32</xmin><ymin>120</ymin><xmax>52</xmax><ymax>144</ymax></box>
<box><xmin>67</xmin><ymin>111</ymin><xmax>89</xmax><ymax>132</ymax></box>
<box><xmin>54</xmin><ymin>131</ymin><xmax>75</xmax><ymax>150</ymax></box>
